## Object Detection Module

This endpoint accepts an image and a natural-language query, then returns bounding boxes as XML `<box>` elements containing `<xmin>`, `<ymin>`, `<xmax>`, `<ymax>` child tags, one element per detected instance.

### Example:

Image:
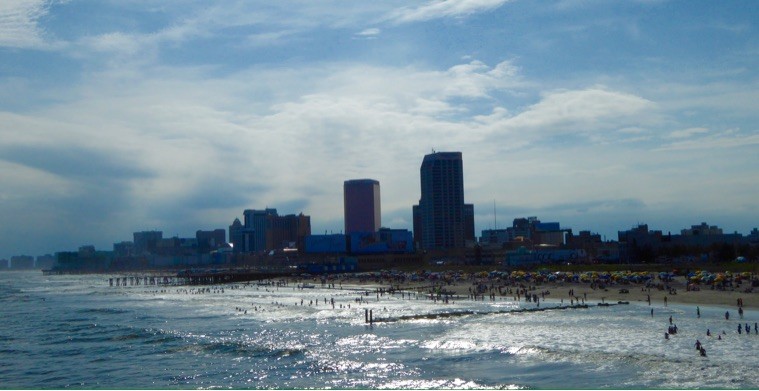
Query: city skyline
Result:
<box><xmin>1</xmin><ymin>1</ymin><xmax>758</xmax><ymax>260</ymax></box>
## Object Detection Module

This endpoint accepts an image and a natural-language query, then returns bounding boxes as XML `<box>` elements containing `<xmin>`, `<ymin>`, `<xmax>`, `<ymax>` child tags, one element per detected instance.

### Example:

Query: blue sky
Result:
<box><xmin>1</xmin><ymin>0</ymin><xmax>757</xmax><ymax>259</ymax></box>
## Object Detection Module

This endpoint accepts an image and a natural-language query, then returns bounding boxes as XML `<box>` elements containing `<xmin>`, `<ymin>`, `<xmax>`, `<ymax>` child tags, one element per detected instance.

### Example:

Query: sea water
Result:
<box><xmin>1</xmin><ymin>271</ymin><xmax>758</xmax><ymax>389</ymax></box>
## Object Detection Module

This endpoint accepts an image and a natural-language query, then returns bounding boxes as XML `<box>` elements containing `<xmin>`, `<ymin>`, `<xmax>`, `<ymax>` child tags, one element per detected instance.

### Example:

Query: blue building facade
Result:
<box><xmin>304</xmin><ymin>234</ymin><xmax>348</xmax><ymax>254</ymax></box>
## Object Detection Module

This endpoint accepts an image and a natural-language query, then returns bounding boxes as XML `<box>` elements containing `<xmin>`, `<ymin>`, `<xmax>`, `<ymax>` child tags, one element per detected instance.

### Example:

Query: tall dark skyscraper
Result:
<box><xmin>344</xmin><ymin>179</ymin><xmax>381</xmax><ymax>234</ymax></box>
<box><xmin>243</xmin><ymin>208</ymin><xmax>277</xmax><ymax>252</ymax></box>
<box><xmin>228</xmin><ymin>218</ymin><xmax>243</xmax><ymax>253</ymax></box>
<box><xmin>412</xmin><ymin>151</ymin><xmax>473</xmax><ymax>250</ymax></box>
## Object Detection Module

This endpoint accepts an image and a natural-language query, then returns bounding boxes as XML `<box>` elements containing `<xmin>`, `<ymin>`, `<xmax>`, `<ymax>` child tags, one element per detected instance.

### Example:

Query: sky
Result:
<box><xmin>1</xmin><ymin>0</ymin><xmax>758</xmax><ymax>259</ymax></box>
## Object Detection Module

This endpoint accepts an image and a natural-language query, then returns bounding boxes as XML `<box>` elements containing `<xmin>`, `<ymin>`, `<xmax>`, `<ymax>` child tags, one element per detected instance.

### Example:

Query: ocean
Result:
<box><xmin>1</xmin><ymin>270</ymin><xmax>758</xmax><ymax>389</ymax></box>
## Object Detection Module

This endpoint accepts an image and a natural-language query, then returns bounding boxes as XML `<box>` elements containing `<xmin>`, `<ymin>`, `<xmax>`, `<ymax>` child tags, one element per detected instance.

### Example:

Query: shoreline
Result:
<box><xmin>37</xmin><ymin>267</ymin><xmax>759</xmax><ymax>311</ymax></box>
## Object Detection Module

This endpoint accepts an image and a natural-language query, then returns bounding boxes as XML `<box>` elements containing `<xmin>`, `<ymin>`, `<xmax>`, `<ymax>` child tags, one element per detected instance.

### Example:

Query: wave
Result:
<box><xmin>76</xmin><ymin>307</ymin><xmax>131</xmax><ymax>315</ymax></box>
<box><xmin>377</xmin><ymin>378</ymin><xmax>523</xmax><ymax>390</ymax></box>
<box><xmin>159</xmin><ymin>337</ymin><xmax>306</xmax><ymax>359</ymax></box>
<box><xmin>0</xmin><ymin>348</ymin><xmax>27</xmax><ymax>355</ymax></box>
<box><xmin>34</xmin><ymin>322</ymin><xmax>182</xmax><ymax>348</ymax></box>
<box><xmin>0</xmin><ymin>286</ymin><xmax>24</xmax><ymax>300</ymax></box>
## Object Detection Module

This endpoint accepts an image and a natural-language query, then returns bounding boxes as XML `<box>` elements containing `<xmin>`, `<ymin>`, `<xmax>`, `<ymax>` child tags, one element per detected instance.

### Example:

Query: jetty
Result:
<box><xmin>365</xmin><ymin>303</ymin><xmax>591</xmax><ymax>324</ymax></box>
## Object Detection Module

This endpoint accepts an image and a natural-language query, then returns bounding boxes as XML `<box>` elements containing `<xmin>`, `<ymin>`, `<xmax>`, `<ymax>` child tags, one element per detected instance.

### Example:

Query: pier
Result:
<box><xmin>108</xmin><ymin>270</ymin><xmax>294</xmax><ymax>287</ymax></box>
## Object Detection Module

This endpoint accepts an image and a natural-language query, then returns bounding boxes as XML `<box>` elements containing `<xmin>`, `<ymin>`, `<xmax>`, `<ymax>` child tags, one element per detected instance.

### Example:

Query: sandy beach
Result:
<box><xmin>456</xmin><ymin>277</ymin><xmax>757</xmax><ymax>310</ymax></box>
<box><xmin>311</xmin><ymin>272</ymin><xmax>759</xmax><ymax>311</ymax></box>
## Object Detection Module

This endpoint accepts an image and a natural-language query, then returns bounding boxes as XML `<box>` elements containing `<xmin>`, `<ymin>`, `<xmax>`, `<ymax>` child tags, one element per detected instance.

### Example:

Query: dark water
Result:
<box><xmin>1</xmin><ymin>271</ymin><xmax>758</xmax><ymax>389</ymax></box>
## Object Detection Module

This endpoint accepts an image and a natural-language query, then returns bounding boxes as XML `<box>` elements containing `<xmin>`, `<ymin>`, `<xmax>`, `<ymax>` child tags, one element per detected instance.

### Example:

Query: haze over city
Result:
<box><xmin>1</xmin><ymin>0</ymin><xmax>757</xmax><ymax>260</ymax></box>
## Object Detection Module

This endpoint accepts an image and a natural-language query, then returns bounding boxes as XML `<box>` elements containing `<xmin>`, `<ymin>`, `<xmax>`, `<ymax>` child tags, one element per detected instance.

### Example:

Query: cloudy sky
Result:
<box><xmin>1</xmin><ymin>0</ymin><xmax>758</xmax><ymax>259</ymax></box>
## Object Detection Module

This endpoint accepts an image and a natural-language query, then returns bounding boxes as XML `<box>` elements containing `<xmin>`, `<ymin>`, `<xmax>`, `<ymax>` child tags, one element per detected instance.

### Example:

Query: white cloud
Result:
<box><xmin>667</xmin><ymin>127</ymin><xmax>709</xmax><ymax>139</ymax></box>
<box><xmin>356</xmin><ymin>28</ymin><xmax>381</xmax><ymax>37</ymax></box>
<box><xmin>0</xmin><ymin>0</ymin><xmax>53</xmax><ymax>48</ymax></box>
<box><xmin>387</xmin><ymin>0</ymin><xmax>511</xmax><ymax>23</ymax></box>
<box><xmin>515</xmin><ymin>88</ymin><xmax>654</xmax><ymax>128</ymax></box>
<box><xmin>81</xmin><ymin>32</ymin><xmax>143</xmax><ymax>55</ymax></box>
<box><xmin>475</xmin><ymin>87</ymin><xmax>656</xmax><ymax>147</ymax></box>
<box><xmin>442</xmin><ymin>60</ymin><xmax>522</xmax><ymax>98</ymax></box>
<box><xmin>658</xmin><ymin>128</ymin><xmax>759</xmax><ymax>151</ymax></box>
<box><xmin>74</xmin><ymin>17</ymin><xmax>208</xmax><ymax>62</ymax></box>
<box><xmin>244</xmin><ymin>30</ymin><xmax>300</xmax><ymax>47</ymax></box>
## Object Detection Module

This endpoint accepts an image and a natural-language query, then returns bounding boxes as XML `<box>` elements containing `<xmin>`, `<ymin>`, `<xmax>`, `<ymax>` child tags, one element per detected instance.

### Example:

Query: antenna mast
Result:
<box><xmin>493</xmin><ymin>200</ymin><xmax>497</xmax><ymax>229</ymax></box>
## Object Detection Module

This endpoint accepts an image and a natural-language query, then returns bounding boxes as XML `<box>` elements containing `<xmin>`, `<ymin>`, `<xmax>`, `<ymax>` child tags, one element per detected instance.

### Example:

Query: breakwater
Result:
<box><xmin>365</xmin><ymin>303</ymin><xmax>592</xmax><ymax>324</ymax></box>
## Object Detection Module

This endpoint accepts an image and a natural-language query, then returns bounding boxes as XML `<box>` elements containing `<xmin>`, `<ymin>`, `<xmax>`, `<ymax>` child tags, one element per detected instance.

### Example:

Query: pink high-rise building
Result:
<box><xmin>343</xmin><ymin>179</ymin><xmax>381</xmax><ymax>234</ymax></box>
